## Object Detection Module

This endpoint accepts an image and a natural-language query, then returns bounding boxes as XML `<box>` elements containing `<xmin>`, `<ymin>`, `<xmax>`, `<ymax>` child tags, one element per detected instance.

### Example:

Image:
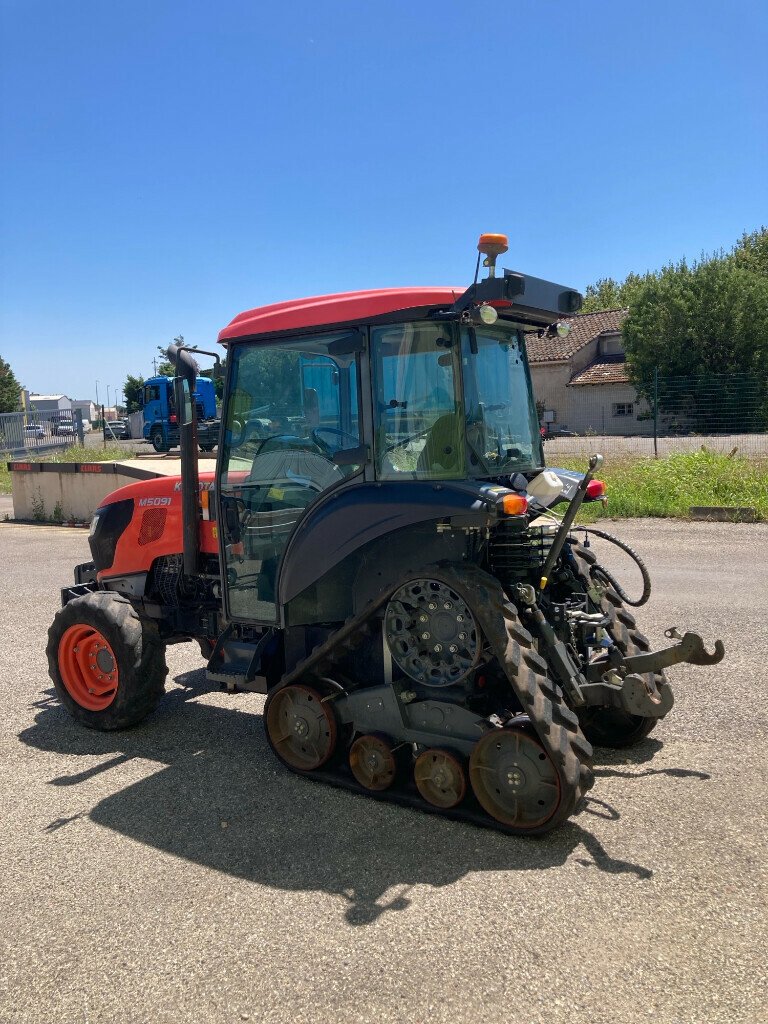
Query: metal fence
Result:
<box><xmin>0</xmin><ymin>409</ymin><xmax>85</xmax><ymax>457</ymax></box>
<box><xmin>540</xmin><ymin>371</ymin><xmax>768</xmax><ymax>460</ymax></box>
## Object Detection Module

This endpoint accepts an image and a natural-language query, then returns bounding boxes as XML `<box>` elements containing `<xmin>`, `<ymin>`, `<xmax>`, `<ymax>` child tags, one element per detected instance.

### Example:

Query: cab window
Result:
<box><xmin>371</xmin><ymin>322</ymin><xmax>464</xmax><ymax>479</ymax></box>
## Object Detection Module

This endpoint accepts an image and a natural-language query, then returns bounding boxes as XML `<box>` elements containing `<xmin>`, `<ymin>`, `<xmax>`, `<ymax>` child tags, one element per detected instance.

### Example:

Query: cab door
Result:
<box><xmin>217</xmin><ymin>330</ymin><xmax>365</xmax><ymax>624</ymax></box>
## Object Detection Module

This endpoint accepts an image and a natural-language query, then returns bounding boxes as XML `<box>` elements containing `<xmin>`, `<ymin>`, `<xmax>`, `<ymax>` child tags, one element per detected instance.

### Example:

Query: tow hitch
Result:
<box><xmin>580</xmin><ymin>628</ymin><xmax>725</xmax><ymax>718</ymax></box>
<box><xmin>585</xmin><ymin>628</ymin><xmax>725</xmax><ymax>682</ymax></box>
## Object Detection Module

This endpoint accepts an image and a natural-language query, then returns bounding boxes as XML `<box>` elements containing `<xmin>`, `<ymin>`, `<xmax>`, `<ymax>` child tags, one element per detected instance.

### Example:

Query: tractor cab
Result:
<box><xmin>214</xmin><ymin>237</ymin><xmax>579</xmax><ymax>625</ymax></box>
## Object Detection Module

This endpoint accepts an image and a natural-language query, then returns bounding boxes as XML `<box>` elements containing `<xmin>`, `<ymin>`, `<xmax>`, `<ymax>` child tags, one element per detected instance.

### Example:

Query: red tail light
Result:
<box><xmin>586</xmin><ymin>479</ymin><xmax>606</xmax><ymax>499</ymax></box>
<box><xmin>169</xmin><ymin>414</ymin><xmax>177</xmax><ymax>424</ymax></box>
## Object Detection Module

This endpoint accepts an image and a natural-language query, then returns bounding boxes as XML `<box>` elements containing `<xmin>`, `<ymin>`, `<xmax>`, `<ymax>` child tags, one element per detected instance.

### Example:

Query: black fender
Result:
<box><xmin>277</xmin><ymin>480</ymin><xmax>498</xmax><ymax>606</ymax></box>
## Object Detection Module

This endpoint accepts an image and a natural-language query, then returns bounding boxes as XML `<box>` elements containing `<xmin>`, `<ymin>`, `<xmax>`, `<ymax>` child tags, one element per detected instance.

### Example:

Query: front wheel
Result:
<box><xmin>151</xmin><ymin>427</ymin><xmax>170</xmax><ymax>453</ymax></box>
<box><xmin>47</xmin><ymin>592</ymin><xmax>168</xmax><ymax>730</ymax></box>
<box><xmin>575</xmin><ymin>705</ymin><xmax>658</xmax><ymax>748</ymax></box>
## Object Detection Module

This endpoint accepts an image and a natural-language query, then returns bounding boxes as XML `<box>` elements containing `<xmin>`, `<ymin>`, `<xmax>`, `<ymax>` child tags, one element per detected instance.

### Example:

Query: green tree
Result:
<box><xmin>0</xmin><ymin>355</ymin><xmax>22</xmax><ymax>413</ymax></box>
<box><xmin>580</xmin><ymin>272</ymin><xmax>650</xmax><ymax>313</ymax></box>
<box><xmin>154</xmin><ymin>346</ymin><xmax>174</xmax><ymax>377</ymax></box>
<box><xmin>730</xmin><ymin>226</ymin><xmax>768</xmax><ymax>277</ymax></box>
<box><xmin>623</xmin><ymin>254</ymin><xmax>768</xmax><ymax>431</ymax></box>
<box><xmin>123</xmin><ymin>374</ymin><xmax>145</xmax><ymax>414</ymax></box>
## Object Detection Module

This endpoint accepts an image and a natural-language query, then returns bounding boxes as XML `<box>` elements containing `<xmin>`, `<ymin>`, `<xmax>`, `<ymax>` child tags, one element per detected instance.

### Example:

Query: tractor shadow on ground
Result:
<box><xmin>591</xmin><ymin>738</ymin><xmax>712</xmax><ymax>781</ymax></box>
<box><xmin>20</xmin><ymin>671</ymin><xmax>707</xmax><ymax>926</ymax></box>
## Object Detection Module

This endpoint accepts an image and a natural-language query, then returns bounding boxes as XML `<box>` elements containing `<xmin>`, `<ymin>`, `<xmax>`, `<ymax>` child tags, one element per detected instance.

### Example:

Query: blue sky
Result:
<box><xmin>1</xmin><ymin>0</ymin><xmax>766</xmax><ymax>401</ymax></box>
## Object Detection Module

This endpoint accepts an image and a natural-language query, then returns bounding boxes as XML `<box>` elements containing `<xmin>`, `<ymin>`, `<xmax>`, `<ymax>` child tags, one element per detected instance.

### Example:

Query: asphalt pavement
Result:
<box><xmin>0</xmin><ymin>520</ymin><xmax>766</xmax><ymax>1024</ymax></box>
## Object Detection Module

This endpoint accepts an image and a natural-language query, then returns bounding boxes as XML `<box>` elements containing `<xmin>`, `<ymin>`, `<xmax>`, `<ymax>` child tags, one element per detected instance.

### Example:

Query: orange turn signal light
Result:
<box><xmin>501</xmin><ymin>493</ymin><xmax>528</xmax><ymax>516</ymax></box>
<box><xmin>478</xmin><ymin>232</ymin><xmax>509</xmax><ymax>257</ymax></box>
<box><xmin>586</xmin><ymin>479</ymin><xmax>606</xmax><ymax>499</ymax></box>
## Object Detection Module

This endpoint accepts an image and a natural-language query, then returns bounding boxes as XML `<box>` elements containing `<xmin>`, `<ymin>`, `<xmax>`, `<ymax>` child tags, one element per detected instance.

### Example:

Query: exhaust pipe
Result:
<box><xmin>167</xmin><ymin>343</ymin><xmax>202</xmax><ymax>578</ymax></box>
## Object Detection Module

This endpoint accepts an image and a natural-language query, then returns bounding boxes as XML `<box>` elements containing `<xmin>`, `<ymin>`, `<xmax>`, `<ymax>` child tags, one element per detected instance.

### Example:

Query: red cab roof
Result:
<box><xmin>217</xmin><ymin>287</ymin><xmax>465</xmax><ymax>342</ymax></box>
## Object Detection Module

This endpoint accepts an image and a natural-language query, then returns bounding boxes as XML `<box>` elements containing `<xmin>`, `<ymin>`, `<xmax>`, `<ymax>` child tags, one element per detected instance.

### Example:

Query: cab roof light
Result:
<box><xmin>478</xmin><ymin>233</ymin><xmax>509</xmax><ymax>256</ymax></box>
<box><xmin>501</xmin><ymin>493</ymin><xmax>529</xmax><ymax>516</ymax></box>
<box><xmin>477</xmin><ymin>232</ymin><xmax>509</xmax><ymax>280</ymax></box>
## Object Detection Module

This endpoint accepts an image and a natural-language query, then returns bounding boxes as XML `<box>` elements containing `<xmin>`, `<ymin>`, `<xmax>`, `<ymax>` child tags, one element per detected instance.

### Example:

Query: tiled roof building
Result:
<box><xmin>526</xmin><ymin>308</ymin><xmax>652</xmax><ymax>437</ymax></box>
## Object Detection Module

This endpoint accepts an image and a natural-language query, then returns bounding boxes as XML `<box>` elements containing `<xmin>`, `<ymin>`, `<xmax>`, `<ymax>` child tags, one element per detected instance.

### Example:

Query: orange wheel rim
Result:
<box><xmin>57</xmin><ymin>624</ymin><xmax>119</xmax><ymax>711</ymax></box>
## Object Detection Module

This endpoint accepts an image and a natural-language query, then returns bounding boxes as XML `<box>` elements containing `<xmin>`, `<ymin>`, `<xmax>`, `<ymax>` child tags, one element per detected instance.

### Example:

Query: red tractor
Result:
<box><xmin>47</xmin><ymin>234</ymin><xmax>723</xmax><ymax>834</ymax></box>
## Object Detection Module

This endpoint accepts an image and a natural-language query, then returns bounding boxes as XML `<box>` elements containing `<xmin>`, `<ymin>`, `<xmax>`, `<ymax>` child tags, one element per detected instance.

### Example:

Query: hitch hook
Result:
<box><xmin>664</xmin><ymin>627</ymin><xmax>725</xmax><ymax>666</ymax></box>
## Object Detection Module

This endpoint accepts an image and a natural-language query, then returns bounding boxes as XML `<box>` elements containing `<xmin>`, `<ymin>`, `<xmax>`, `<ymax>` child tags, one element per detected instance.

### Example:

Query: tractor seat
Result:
<box><xmin>416</xmin><ymin>413</ymin><xmax>464</xmax><ymax>476</ymax></box>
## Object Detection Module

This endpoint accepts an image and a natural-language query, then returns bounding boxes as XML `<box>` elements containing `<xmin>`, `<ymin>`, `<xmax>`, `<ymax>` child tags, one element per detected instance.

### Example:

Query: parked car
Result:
<box><xmin>23</xmin><ymin>423</ymin><xmax>45</xmax><ymax>439</ymax></box>
<box><xmin>541</xmin><ymin>426</ymin><xmax>577</xmax><ymax>440</ymax></box>
<box><xmin>104</xmin><ymin>419</ymin><xmax>130</xmax><ymax>440</ymax></box>
<box><xmin>52</xmin><ymin>419</ymin><xmax>75</xmax><ymax>435</ymax></box>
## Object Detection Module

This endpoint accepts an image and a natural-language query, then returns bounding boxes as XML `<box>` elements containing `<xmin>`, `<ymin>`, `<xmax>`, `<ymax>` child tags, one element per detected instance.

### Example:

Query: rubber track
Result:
<box><xmin>271</xmin><ymin>563</ymin><xmax>595</xmax><ymax>833</ymax></box>
<box><xmin>437</xmin><ymin>564</ymin><xmax>594</xmax><ymax>828</ymax></box>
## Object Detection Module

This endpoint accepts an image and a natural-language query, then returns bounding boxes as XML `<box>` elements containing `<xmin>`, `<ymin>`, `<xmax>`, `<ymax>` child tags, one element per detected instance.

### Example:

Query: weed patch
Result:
<box><xmin>560</xmin><ymin>450</ymin><xmax>768</xmax><ymax>522</ymax></box>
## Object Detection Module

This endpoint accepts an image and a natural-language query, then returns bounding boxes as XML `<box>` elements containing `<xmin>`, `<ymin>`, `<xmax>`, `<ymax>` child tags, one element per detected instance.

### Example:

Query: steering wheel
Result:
<box><xmin>256</xmin><ymin>433</ymin><xmax>324</xmax><ymax>456</ymax></box>
<box><xmin>311</xmin><ymin>427</ymin><xmax>359</xmax><ymax>455</ymax></box>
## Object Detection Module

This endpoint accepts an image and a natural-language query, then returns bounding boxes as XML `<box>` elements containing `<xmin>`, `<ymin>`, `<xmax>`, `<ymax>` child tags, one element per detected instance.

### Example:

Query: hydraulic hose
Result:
<box><xmin>574</xmin><ymin>526</ymin><xmax>652</xmax><ymax>607</ymax></box>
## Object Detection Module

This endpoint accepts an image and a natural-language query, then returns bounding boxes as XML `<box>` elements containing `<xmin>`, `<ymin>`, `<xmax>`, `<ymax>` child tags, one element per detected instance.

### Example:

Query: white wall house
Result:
<box><xmin>72</xmin><ymin>399</ymin><xmax>97</xmax><ymax>422</ymax></box>
<box><xmin>527</xmin><ymin>309</ymin><xmax>653</xmax><ymax>436</ymax></box>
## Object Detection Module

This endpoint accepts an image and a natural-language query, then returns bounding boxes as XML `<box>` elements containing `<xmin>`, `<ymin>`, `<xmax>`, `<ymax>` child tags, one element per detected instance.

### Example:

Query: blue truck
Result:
<box><xmin>140</xmin><ymin>375</ymin><xmax>220</xmax><ymax>453</ymax></box>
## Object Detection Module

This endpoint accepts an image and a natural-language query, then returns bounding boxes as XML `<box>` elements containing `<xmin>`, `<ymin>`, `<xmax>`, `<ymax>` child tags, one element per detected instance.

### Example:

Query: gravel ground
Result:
<box><xmin>0</xmin><ymin>519</ymin><xmax>766</xmax><ymax>1024</ymax></box>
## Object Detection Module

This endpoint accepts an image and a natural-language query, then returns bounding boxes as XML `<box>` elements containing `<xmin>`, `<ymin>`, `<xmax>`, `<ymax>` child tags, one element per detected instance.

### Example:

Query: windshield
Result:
<box><xmin>460</xmin><ymin>324</ymin><xmax>544</xmax><ymax>476</ymax></box>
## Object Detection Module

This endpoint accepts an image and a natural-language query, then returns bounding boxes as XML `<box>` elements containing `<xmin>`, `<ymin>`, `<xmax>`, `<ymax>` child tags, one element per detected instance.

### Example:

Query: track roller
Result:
<box><xmin>469</xmin><ymin>725</ymin><xmax>561</xmax><ymax>831</ymax></box>
<box><xmin>414</xmin><ymin>749</ymin><xmax>467</xmax><ymax>809</ymax></box>
<box><xmin>264</xmin><ymin>684</ymin><xmax>337</xmax><ymax>771</ymax></box>
<box><xmin>349</xmin><ymin>734</ymin><xmax>398</xmax><ymax>791</ymax></box>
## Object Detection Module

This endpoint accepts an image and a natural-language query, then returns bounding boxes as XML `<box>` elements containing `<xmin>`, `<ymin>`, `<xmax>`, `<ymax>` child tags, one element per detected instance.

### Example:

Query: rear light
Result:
<box><xmin>169</xmin><ymin>414</ymin><xmax>177</xmax><ymax>424</ymax></box>
<box><xmin>501</xmin><ymin>493</ymin><xmax>528</xmax><ymax>516</ymax></box>
<box><xmin>586</xmin><ymin>479</ymin><xmax>606</xmax><ymax>499</ymax></box>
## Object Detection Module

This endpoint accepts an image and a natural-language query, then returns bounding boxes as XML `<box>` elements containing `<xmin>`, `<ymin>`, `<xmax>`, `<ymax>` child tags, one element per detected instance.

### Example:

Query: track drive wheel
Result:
<box><xmin>264</xmin><ymin>684</ymin><xmax>338</xmax><ymax>772</ymax></box>
<box><xmin>569</xmin><ymin>540</ymin><xmax>670</xmax><ymax>748</ymax></box>
<box><xmin>469</xmin><ymin>725</ymin><xmax>561</xmax><ymax>832</ymax></box>
<box><xmin>349</xmin><ymin>734</ymin><xmax>398</xmax><ymax>791</ymax></box>
<box><xmin>47</xmin><ymin>592</ymin><xmax>167</xmax><ymax>730</ymax></box>
<box><xmin>414</xmin><ymin>749</ymin><xmax>466</xmax><ymax>809</ymax></box>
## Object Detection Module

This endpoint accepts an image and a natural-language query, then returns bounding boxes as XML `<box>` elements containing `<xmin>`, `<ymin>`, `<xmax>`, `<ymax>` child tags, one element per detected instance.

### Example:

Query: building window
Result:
<box><xmin>612</xmin><ymin>402</ymin><xmax>634</xmax><ymax>417</ymax></box>
<box><xmin>600</xmin><ymin>333</ymin><xmax>625</xmax><ymax>356</ymax></box>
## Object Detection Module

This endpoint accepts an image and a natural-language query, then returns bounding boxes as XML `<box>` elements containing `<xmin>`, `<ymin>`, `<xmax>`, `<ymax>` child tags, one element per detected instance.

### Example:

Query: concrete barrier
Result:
<box><xmin>7</xmin><ymin>460</ymin><xmax>179</xmax><ymax>522</ymax></box>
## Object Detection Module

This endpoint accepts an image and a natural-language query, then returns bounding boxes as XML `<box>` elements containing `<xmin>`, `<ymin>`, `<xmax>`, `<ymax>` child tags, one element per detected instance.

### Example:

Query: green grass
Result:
<box><xmin>564</xmin><ymin>450</ymin><xmax>768</xmax><ymax>522</ymax></box>
<box><xmin>0</xmin><ymin>444</ymin><xmax>131</xmax><ymax>495</ymax></box>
